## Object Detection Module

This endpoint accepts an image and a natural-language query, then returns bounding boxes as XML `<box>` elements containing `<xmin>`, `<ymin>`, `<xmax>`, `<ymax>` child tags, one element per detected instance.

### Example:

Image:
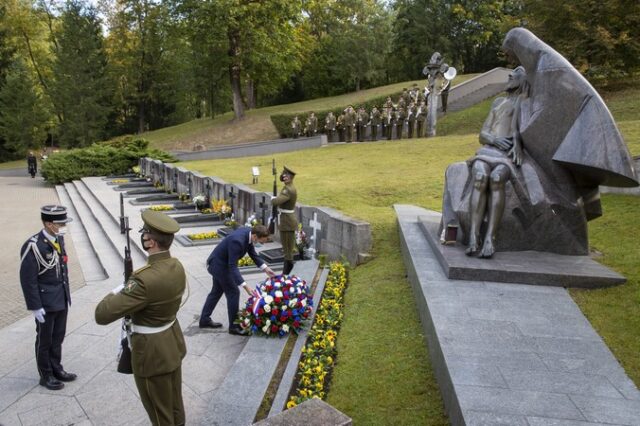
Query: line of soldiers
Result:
<box><xmin>290</xmin><ymin>86</ymin><xmax>435</xmax><ymax>142</ymax></box>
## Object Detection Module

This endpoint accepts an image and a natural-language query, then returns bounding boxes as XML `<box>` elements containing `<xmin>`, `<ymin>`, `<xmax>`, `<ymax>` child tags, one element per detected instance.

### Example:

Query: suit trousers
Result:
<box><xmin>200</xmin><ymin>274</ymin><xmax>240</xmax><ymax>327</ymax></box>
<box><xmin>135</xmin><ymin>366</ymin><xmax>185</xmax><ymax>426</ymax></box>
<box><xmin>35</xmin><ymin>308</ymin><xmax>68</xmax><ymax>377</ymax></box>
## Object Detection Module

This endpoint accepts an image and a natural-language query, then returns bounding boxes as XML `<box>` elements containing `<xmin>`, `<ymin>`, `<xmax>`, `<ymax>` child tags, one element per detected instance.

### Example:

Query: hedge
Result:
<box><xmin>41</xmin><ymin>136</ymin><xmax>175</xmax><ymax>184</ymax></box>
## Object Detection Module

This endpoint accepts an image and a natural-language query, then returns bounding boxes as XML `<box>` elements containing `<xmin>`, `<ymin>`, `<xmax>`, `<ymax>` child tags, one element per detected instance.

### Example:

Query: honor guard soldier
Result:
<box><xmin>20</xmin><ymin>205</ymin><xmax>76</xmax><ymax>390</ymax></box>
<box><xmin>271</xmin><ymin>166</ymin><xmax>298</xmax><ymax>275</ymax></box>
<box><xmin>95</xmin><ymin>211</ymin><xmax>187</xmax><ymax>426</ymax></box>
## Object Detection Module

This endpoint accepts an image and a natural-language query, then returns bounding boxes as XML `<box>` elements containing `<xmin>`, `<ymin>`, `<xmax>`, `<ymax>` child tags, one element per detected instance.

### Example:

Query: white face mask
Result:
<box><xmin>55</xmin><ymin>226</ymin><xmax>67</xmax><ymax>236</ymax></box>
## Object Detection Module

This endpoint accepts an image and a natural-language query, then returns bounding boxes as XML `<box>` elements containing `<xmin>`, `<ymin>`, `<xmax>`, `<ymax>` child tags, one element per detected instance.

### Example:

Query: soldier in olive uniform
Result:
<box><xmin>96</xmin><ymin>211</ymin><xmax>186</xmax><ymax>426</ymax></box>
<box><xmin>291</xmin><ymin>116</ymin><xmax>302</xmax><ymax>138</ymax></box>
<box><xmin>407</xmin><ymin>102</ymin><xmax>417</xmax><ymax>138</ymax></box>
<box><xmin>369</xmin><ymin>106</ymin><xmax>381</xmax><ymax>141</ymax></box>
<box><xmin>325</xmin><ymin>111</ymin><xmax>336</xmax><ymax>142</ymax></box>
<box><xmin>356</xmin><ymin>107</ymin><xmax>369</xmax><ymax>142</ymax></box>
<box><xmin>416</xmin><ymin>100</ymin><xmax>428</xmax><ymax>138</ymax></box>
<box><xmin>343</xmin><ymin>106</ymin><xmax>356</xmax><ymax>143</ymax></box>
<box><xmin>396</xmin><ymin>107</ymin><xmax>406</xmax><ymax>139</ymax></box>
<box><xmin>337</xmin><ymin>113</ymin><xmax>345</xmax><ymax>142</ymax></box>
<box><xmin>401</xmin><ymin>88</ymin><xmax>411</xmax><ymax>107</ymax></box>
<box><xmin>271</xmin><ymin>166</ymin><xmax>298</xmax><ymax>275</ymax></box>
<box><xmin>306</xmin><ymin>112</ymin><xmax>318</xmax><ymax>137</ymax></box>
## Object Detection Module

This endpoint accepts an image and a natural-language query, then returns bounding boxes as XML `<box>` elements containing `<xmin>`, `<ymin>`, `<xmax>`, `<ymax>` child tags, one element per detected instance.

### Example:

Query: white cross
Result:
<box><xmin>308</xmin><ymin>212</ymin><xmax>322</xmax><ymax>256</ymax></box>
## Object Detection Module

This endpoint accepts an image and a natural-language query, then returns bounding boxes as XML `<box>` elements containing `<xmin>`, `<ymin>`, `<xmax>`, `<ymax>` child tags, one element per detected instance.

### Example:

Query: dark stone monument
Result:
<box><xmin>440</xmin><ymin>28</ymin><xmax>638</xmax><ymax>258</ymax></box>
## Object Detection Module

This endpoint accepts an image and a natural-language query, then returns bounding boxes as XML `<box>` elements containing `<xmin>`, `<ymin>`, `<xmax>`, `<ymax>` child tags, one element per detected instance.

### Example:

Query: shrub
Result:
<box><xmin>41</xmin><ymin>137</ymin><xmax>175</xmax><ymax>184</ymax></box>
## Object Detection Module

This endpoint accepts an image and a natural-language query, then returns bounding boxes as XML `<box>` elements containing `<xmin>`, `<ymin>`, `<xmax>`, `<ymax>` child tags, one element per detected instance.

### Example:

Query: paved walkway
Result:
<box><xmin>0</xmin><ymin>175</ymin><xmax>273</xmax><ymax>425</ymax></box>
<box><xmin>0</xmin><ymin>176</ymin><xmax>84</xmax><ymax>328</ymax></box>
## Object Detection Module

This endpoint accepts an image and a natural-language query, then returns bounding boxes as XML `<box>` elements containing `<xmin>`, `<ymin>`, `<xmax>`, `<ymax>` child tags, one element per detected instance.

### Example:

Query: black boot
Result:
<box><xmin>282</xmin><ymin>260</ymin><xmax>294</xmax><ymax>275</ymax></box>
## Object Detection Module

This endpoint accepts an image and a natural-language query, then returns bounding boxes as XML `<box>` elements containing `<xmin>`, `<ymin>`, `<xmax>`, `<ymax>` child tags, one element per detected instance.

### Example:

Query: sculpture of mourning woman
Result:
<box><xmin>439</xmin><ymin>28</ymin><xmax>637</xmax><ymax>258</ymax></box>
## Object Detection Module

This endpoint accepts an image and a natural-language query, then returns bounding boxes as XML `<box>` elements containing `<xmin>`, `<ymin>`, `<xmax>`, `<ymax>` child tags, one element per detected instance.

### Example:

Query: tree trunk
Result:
<box><xmin>228</xmin><ymin>28</ymin><xmax>245</xmax><ymax>120</ymax></box>
<box><xmin>245</xmin><ymin>79</ymin><xmax>256</xmax><ymax>109</ymax></box>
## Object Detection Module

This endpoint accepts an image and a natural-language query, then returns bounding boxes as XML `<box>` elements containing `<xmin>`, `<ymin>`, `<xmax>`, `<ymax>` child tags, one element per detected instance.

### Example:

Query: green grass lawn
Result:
<box><xmin>141</xmin><ymin>75</ymin><xmax>477</xmax><ymax>152</ymax></box>
<box><xmin>0</xmin><ymin>159</ymin><xmax>26</xmax><ymax>170</ymax></box>
<box><xmin>176</xmin><ymin>80</ymin><xmax>639</xmax><ymax>424</ymax></box>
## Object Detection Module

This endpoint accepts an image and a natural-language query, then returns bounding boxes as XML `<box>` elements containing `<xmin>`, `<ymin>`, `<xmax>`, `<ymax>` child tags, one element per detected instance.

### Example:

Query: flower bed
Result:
<box><xmin>237</xmin><ymin>255</ymin><xmax>255</xmax><ymax>267</ymax></box>
<box><xmin>149</xmin><ymin>204</ymin><xmax>174</xmax><ymax>211</ymax></box>
<box><xmin>286</xmin><ymin>261</ymin><xmax>348</xmax><ymax>408</ymax></box>
<box><xmin>237</xmin><ymin>275</ymin><xmax>314</xmax><ymax>337</ymax></box>
<box><xmin>187</xmin><ymin>231</ymin><xmax>219</xmax><ymax>241</ymax></box>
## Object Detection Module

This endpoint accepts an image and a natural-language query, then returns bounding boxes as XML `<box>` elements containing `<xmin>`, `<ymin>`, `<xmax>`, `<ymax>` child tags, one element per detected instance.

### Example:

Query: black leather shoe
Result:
<box><xmin>199</xmin><ymin>320</ymin><xmax>223</xmax><ymax>329</ymax></box>
<box><xmin>39</xmin><ymin>375</ymin><xmax>64</xmax><ymax>390</ymax></box>
<box><xmin>228</xmin><ymin>326</ymin><xmax>249</xmax><ymax>336</ymax></box>
<box><xmin>53</xmin><ymin>370</ymin><xmax>77</xmax><ymax>382</ymax></box>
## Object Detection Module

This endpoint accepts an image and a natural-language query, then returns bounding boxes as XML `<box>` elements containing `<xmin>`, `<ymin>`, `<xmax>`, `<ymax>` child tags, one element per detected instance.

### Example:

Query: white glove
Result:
<box><xmin>111</xmin><ymin>284</ymin><xmax>125</xmax><ymax>295</ymax></box>
<box><xmin>32</xmin><ymin>308</ymin><xmax>46</xmax><ymax>323</ymax></box>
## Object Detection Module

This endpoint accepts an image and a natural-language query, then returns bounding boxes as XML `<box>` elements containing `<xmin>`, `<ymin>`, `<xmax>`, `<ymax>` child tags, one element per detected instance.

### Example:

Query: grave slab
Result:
<box><xmin>395</xmin><ymin>204</ymin><xmax>640</xmax><ymax>426</ymax></box>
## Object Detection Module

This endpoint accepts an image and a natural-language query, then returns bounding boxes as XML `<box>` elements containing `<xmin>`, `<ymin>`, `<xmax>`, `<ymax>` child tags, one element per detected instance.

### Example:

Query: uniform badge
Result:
<box><xmin>124</xmin><ymin>278</ymin><xmax>139</xmax><ymax>293</ymax></box>
<box><xmin>46</xmin><ymin>252</ymin><xmax>53</xmax><ymax>260</ymax></box>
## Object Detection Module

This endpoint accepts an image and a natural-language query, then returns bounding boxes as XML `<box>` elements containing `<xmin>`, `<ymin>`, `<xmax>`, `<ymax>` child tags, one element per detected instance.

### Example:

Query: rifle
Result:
<box><xmin>117</xmin><ymin>216</ymin><xmax>134</xmax><ymax>374</ymax></box>
<box><xmin>267</xmin><ymin>159</ymin><xmax>277</xmax><ymax>234</ymax></box>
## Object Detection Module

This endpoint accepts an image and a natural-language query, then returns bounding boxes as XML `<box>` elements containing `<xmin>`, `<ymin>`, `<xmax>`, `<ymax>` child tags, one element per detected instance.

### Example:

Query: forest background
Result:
<box><xmin>1</xmin><ymin>0</ymin><xmax>638</xmax><ymax>161</ymax></box>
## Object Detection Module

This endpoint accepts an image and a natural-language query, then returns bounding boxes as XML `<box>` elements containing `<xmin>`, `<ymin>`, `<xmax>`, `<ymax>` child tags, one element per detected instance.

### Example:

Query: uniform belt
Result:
<box><xmin>278</xmin><ymin>208</ymin><xmax>295</xmax><ymax>214</ymax></box>
<box><xmin>131</xmin><ymin>319</ymin><xmax>175</xmax><ymax>334</ymax></box>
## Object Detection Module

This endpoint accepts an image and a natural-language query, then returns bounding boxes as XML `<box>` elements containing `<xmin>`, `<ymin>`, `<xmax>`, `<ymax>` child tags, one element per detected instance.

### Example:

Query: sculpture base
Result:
<box><xmin>419</xmin><ymin>215</ymin><xmax>625</xmax><ymax>288</ymax></box>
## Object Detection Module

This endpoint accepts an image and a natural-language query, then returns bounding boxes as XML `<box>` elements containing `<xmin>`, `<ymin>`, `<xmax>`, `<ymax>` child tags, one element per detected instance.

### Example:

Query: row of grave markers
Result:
<box><xmin>139</xmin><ymin>158</ymin><xmax>372</xmax><ymax>265</ymax></box>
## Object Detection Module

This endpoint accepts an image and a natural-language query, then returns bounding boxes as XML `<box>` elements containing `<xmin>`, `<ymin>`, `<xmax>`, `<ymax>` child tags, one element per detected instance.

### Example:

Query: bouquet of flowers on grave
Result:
<box><xmin>192</xmin><ymin>193</ymin><xmax>207</xmax><ymax>210</ymax></box>
<box><xmin>244</xmin><ymin>213</ymin><xmax>260</xmax><ymax>227</ymax></box>
<box><xmin>212</xmin><ymin>199</ymin><xmax>232</xmax><ymax>219</ymax></box>
<box><xmin>237</xmin><ymin>275</ymin><xmax>313</xmax><ymax>337</ymax></box>
<box><xmin>295</xmin><ymin>223</ymin><xmax>309</xmax><ymax>252</ymax></box>
<box><xmin>224</xmin><ymin>213</ymin><xmax>238</xmax><ymax>229</ymax></box>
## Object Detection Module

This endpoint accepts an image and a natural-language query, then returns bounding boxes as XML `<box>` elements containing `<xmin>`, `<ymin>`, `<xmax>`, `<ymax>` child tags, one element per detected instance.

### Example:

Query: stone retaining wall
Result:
<box><xmin>139</xmin><ymin>158</ymin><xmax>372</xmax><ymax>265</ymax></box>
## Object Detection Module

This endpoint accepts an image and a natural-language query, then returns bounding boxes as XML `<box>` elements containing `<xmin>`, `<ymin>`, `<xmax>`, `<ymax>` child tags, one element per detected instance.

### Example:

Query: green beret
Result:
<box><xmin>282</xmin><ymin>165</ymin><xmax>296</xmax><ymax>176</ymax></box>
<box><xmin>141</xmin><ymin>210</ymin><xmax>180</xmax><ymax>234</ymax></box>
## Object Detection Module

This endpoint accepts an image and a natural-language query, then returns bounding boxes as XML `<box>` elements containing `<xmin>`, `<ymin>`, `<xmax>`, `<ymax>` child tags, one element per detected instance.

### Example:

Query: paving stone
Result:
<box><xmin>456</xmin><ymin>385</ymin><xmax>586</xmax><ymax>420</ymax></box>
<box><xmin>0</xmin><ymin>377</ymin><xmax>34</xmax><ymax>413</ymax></box>
<box><xmin>464</xmin><ymin>410</ymin><xmax>529</xmax><ymax>425</ymax></box>
<box><xmin>500</xmin><ymin>369</ymin><xmax>623</xmax><ymax>398</ymax></box>
<box><xmin>527</xmin><ymin>417</ymin><xmax>616</xmax><ymax>426</ymax></box>
<box><xmin>17</xmin><ymin>394</ymin><xmax>87</xmax><ymax>426</ymax></box>
<box><xmin>569</xmin><ymin>395</ymin><xmax>640</xmax><ymax>425</ymax></box>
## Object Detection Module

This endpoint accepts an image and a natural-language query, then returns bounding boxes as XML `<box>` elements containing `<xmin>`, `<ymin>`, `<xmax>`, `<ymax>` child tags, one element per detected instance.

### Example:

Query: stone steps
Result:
<box><xmin>55</xmin><ymin>185</ymin><xmax>107</xmax><ymax>282</ymax></box>
<box><xmin>61</xmin><ymin>182</ymin><xmax>122</xmax><ymax>280</ymax></box>
<box><xmin>72</xmin><ymin>179</ymin><xmax>147</xmax><ymax>269</ymax></box>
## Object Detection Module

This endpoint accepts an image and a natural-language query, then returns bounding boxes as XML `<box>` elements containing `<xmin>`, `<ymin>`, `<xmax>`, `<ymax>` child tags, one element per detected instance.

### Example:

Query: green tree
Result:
<box><xmin>391</xmin><ymin>0</ymin><xmax>520</xmax><ymax>78</ymax></box>
<box><xmin>51</xmin><ymin>0</ymin><xmax>112</xmax><ymax>147</ymax></box>
<box><xmin>0</xmin><ymin>59</ymin><xmax>48</xmax><ymax>158</ymax></box>
<box><xmin>299</xmin><ymin>0</ymin><xmax>393</xmax><ymax>98</ymax></box>
<box><xmin>523</xmin><ymin>0</ymin><xmax>640</xmax><ymax>81</ymax></box>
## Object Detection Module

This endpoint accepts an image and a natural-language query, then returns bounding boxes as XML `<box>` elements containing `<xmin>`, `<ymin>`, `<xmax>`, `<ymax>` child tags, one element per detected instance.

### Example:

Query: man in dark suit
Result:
<box><xmin>199</xmin><ymin>224</ymin><xmax>275</xmax><ymax>335</ymax></box>
<box><xmin>19</xmin><ymin>205</ymin><xmax>77</xmax><ymax>390</ymax></box>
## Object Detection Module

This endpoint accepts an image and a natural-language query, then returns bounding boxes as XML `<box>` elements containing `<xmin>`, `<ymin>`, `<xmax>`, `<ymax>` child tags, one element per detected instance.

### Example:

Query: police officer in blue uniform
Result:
<box><xmin>19</xmin><ymin>205</ymin><xmax>77</xmax><ymax>390</ymax></box>
<box><xmin>199</xmin><ymin>224</ymin><xmax>275</xmax><ymax>335</ymax></box>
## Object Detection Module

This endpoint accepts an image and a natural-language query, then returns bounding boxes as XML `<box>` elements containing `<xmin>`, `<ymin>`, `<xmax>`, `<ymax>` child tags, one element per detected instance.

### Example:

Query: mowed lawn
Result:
<box><xmin>181</xmin><ymin>115</ymin><xmax>639</xmax><ymax>424</ymax></box>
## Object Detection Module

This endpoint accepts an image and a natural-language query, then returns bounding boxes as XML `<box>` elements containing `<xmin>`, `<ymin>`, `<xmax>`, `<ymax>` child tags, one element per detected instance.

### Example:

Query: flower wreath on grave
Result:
<box><xmin>236</xmin><ymin>275</ymin><xmax>313</xmax><ymax>337</ymax></box>
<box><xmin>192</xmin><ymin>193</ymin><xmax>207</xmax><ymax>210</ymax></box>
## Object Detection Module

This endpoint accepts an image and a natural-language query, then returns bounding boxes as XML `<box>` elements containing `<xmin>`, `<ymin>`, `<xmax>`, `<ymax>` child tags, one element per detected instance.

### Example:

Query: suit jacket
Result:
<box><xmin>206</xmin><ymin>227</ymin><xmax>265</xmax><ymax>286</ymax></box>
<box><xmin>20</xmin><ymin>231</ymin><xmax>70</xmax><ymax>312</ymax></box>
<box><xmin>95</xmin><ymin>251</ymin><xmax>186</xmax><ymax>378</ymax></box>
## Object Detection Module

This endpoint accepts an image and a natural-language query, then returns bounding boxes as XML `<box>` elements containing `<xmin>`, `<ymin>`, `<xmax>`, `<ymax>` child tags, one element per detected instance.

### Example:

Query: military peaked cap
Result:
<box><xmin>41</xmin><ymin>205</ymin><xmax>73</xmax><ymax>223</ymax></box>
<box><xmin>141</xmin><ymin>210</ymin><xmax>180</xmax><ymax>235</ymax></box>
<box><xmin>282</xmin><ymin>165</ymin><xmax>297</xmax><ymax>176</ymax></box>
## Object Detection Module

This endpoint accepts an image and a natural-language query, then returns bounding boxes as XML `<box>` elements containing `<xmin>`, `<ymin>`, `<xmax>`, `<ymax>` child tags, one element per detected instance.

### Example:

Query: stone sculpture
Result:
<box><xmin>440</xmin><ymin>28</ymin><xmax>638</xmax><ymax>257</ymax></box>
